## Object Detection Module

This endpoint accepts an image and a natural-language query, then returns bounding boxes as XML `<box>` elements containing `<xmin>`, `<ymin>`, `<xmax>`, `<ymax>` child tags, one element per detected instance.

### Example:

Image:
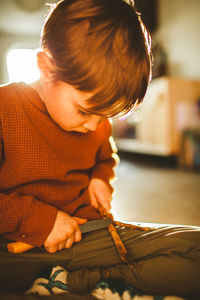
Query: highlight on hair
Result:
<box><xmin>41</xmin><ymin>0</ymin><xmax>152</xmax><ymax>118</ymax></box>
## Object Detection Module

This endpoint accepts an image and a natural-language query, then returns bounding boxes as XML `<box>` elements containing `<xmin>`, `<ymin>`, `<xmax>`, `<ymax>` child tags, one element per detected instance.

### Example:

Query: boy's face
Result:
<box><xmin>42</xmin><ymin>80</ymin><xmax>105</xmax><ymax>133</ymax></box>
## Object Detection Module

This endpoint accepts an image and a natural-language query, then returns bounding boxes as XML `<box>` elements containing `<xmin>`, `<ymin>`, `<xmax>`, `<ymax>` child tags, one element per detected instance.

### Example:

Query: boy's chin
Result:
<box><xmin>59</xmin><ymin>124</ymin><xmax>89</xmax><ymax>133</ymax></box>
<box><xmin>70</xmin><ymin>127</ymin><xmax>89</xmax><ymax>133</ymax></box>
<box><xmin>75</xmin><ymin>129</ymin><xmax>89</xmax><ymax>133</ymax></box>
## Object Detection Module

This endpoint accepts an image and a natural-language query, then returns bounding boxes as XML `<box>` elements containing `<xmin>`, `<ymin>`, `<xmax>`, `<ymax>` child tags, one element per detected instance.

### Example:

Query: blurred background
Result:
<box><xmin>0</xmin><ymin>0</ymin><xmax>199</xmax><ymax>226</ymax></box>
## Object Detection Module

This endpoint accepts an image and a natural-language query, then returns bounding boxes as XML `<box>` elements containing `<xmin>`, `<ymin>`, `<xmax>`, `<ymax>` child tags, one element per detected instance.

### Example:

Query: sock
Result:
<box><xmin>26</xmin><ymin>265</ymin><xmax>69</xmax><ymax>296</ymax></box>
<box><xmin>92</xmin><ymin>278</ymin><xmax>186</xmax><ymax>300</ymax></box>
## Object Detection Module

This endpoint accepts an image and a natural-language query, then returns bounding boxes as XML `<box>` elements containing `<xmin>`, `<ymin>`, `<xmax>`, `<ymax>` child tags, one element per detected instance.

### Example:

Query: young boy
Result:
<box><xmin>0</xmin><ymin>0</ymin><xmax>151</xmax><ymax>253</ymax></box>
<box><xmin>0</xmin><ymin>0</ymin><xmax>200</xmax><ymax>298</ymax></box>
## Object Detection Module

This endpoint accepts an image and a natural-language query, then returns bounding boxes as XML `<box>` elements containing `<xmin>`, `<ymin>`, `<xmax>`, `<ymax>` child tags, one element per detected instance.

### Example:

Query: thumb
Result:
<box><xmin>73</xmin><ymin>217</ymin><xmax>87</xmax><ymax>224</ymax></box>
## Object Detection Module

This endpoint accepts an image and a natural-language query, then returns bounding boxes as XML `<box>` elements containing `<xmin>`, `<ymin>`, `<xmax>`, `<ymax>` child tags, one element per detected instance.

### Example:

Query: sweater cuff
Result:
<box><xmin>6</xmin><ymin>201</ymin><xmax>57</xmax><ymax>247</ymax></box>
<box><xmin>91</xmin><ymin>165</ymin><xmax>115</xmax><ymax>185</ymax></box>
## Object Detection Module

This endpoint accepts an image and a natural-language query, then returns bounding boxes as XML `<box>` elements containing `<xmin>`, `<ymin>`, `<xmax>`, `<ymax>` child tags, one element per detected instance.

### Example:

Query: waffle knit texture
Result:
<box><xmin>0</xmin><ymin>82</ymin><xmax>116</xmax><ymax>246</ymax></box>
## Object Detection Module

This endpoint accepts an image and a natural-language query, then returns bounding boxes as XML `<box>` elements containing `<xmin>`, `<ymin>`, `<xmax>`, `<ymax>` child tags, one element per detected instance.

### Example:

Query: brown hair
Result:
<box><xmin>41</xmin><ymin>0</ymin><xmax>152</xmax><ymax>117</ymax></box>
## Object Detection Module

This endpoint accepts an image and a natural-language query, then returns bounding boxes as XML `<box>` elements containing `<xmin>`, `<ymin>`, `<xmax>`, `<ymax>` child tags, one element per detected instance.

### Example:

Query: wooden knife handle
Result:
<box><xmin>7</xmin><ymin>241</ymin><xmax>35</xmax><ymax>253</ymax></box>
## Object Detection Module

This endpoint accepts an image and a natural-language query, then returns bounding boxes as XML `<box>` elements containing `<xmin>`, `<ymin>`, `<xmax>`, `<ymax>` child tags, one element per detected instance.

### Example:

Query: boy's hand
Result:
<box><xmin>89</xmin><ymin>178</ymin><xmax>112</xmax><ymax>212</ymax></box>
<box><xmin>44</xmin><ymin>210</ymin><xmax>87</xmax><ymax>253</ymax></box>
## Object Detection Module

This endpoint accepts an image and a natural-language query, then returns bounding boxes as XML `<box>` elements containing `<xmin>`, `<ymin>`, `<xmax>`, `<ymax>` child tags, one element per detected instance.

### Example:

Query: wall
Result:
<box><xmin>0</xmin><ymin>33</ymin><xmax>40</xmax><ymax>84</ymax></box>
<box><xmin>153</xmin><ymin>0</ymin><xmax>200</xmax><ymax>79</ymax></box>
<box><xmin>0</xmin><ymin>0</ymin><xmax>54</xmax><ymax>84</ymax></box>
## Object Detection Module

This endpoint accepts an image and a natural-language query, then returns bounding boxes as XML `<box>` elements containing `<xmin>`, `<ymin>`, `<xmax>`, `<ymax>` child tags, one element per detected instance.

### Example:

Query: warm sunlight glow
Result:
<box><xmin>7</xmin><ymin>48</ymin><xmax>39</xmax><ymax>84</ymax></box>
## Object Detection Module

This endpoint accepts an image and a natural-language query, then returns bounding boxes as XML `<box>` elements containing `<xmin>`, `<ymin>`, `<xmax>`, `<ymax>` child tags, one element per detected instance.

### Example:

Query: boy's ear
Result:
<box><xmin>37</xmin><ymin>51</ymin><xmax>54</xmax><ymax>83</ymax></box>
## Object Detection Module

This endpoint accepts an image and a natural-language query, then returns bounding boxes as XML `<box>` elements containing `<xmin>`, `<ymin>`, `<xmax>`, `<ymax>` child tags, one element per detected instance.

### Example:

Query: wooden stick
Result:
<box><xmin>98</xmin><ymin>206</ymin><xmax>134</xmax><ymax>268</ymax></box>
<box><xmin>7</xmin><ymin>241</ymin><xmax>35</xmax><ymax>254</ymax></box>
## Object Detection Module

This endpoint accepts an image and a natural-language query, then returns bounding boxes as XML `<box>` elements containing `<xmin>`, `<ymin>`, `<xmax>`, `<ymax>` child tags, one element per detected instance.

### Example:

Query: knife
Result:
<box><xmin>7</xmin><ymin>218</ymin><xmax>112</xmax><ymax>254</ymax></box>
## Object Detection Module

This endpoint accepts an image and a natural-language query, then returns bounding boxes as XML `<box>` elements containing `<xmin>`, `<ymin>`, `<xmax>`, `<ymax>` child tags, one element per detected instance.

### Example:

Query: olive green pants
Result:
<box><xmin>0</xmin><ymin>224</ymin><xmax>200</xmax><ymax>297</ymax></box>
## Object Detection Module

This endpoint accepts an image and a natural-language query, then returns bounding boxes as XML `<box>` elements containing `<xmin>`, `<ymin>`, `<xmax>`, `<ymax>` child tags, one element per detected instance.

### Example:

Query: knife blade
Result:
<box><xmin>80</xmin><ymin>218</ymin><xmax>112</xmax><ymax>233</ymax></box>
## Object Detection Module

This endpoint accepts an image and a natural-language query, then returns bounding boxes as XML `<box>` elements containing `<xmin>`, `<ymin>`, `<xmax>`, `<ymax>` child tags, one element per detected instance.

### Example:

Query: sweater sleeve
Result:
<box><xmin>0</xmin><ymin>121</ymin><xmax>2</xmax><ymax>166</ymax></box>
<box><xmin>0</xmin><ymin>192</ymin><xmax>57</xmax><ymax>247</ymax></box>
<box><xmin>0</xmin><ymin>121</ymin><xmax>57</xmax><ymax>246</ymax></box>
<box><xmin>91</xmin><ymin>120</ymin><xmax>119</xmax><ymax>186</ymax></box>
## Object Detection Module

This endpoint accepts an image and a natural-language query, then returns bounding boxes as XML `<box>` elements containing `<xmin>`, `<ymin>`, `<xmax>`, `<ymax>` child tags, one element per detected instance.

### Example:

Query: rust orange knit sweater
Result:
<box><xmin>0</xmin><ymin>82</ymin><xmax>116</xmax><ymax>246</ymax></box>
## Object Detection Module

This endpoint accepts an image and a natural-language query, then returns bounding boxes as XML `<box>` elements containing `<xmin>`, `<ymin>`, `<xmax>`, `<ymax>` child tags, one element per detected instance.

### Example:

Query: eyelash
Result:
<box><xmin>78</xmin><ymin>110</ymin><xmax>89</xmax><ymax>117</ymax></box>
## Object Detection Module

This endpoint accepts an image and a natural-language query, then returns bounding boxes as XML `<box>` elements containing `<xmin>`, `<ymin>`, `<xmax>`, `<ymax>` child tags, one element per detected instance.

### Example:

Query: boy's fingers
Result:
<box><xmin>100</xmin><ymin>198</ymin><xmax>111</xmax><ymax>211</ymax></box>
<box><xmin>74</xmin><ymin>228</ymin><xmax>82</xmax><ymax>242</ymax></box>
<box><xmin>73</xmin><ymin>217</ymin><xmax>87</xmax><ymax>224</ymax></box>
<box><xmin>44</xmin><ymin>245</ymin><xmax>58</xmax><ymax>253</ymax></box>
<box><xmin>96</xmin><ymin>191</ymin><xmax>111</xmax><ymax>211</ymax></box>
<box><xmin>65</xmin><ymin>236</ymin><xmax>75</xmax><ymax>248</ymax></box>
<box><xmin>58</xmin><ymin>241</ymin><xmax>66</xmax><ymax>251</ymax></box>
<box><xmin>89</xmin><ymin>192</ymin><xmax>98</xmax><ymax>208</ymax></box>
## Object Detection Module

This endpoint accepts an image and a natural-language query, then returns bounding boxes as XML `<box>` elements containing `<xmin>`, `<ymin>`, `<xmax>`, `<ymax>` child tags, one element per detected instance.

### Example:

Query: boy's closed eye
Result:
<box><xmin>77</xmin><ymin>108</ymin><xmax>106</xmax><ymax>124</ymax></box>
<box><xmin>76</xmin><ymin>102</ymin><xmax>106</xmax><ymax>119</ymax></box>
<box><xmin>78</xmin><ymin>109</ymin><xmax>90</xmax><ymax>117</ymax></box>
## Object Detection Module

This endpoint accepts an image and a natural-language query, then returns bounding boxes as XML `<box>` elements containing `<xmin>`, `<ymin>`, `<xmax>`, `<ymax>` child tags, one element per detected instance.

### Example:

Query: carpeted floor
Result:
<box><xmin>111</xmin><ymin>152</ymin><xmax>200</xmax><ymax>227</ymax></box>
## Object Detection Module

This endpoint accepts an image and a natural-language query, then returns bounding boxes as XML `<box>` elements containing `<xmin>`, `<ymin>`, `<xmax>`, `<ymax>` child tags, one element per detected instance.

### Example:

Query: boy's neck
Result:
<box><xmin>29</xmin><ymin>80</ymin><xmax>47</xmax><ymax>113</ymax></box>
<box><xmin>30</xmin><ymin>81</ymin><xmax>44</xmax><ymax>101</ymax></box>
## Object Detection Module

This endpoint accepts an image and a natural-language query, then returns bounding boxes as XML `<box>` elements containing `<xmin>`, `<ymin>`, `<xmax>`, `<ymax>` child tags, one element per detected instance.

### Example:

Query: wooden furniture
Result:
<box><xmin>113</xmin><ymin>77</ymin><xmax>200</xmax><ymax>156</ymax></box>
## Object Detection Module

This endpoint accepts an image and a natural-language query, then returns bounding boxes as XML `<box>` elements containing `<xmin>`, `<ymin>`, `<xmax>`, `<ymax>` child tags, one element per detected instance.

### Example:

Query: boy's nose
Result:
<box><xmin>84</xmin><ymin>115</ymin><xmax>103</xmax><ymax>131</ymax></box>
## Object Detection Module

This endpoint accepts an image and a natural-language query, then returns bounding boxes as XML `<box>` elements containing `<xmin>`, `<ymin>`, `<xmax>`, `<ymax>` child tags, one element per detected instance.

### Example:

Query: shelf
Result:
<box><xmin>115</xmin><ymin>138</ymin><xmax>171</xmax><ymax>156</ymax></box>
